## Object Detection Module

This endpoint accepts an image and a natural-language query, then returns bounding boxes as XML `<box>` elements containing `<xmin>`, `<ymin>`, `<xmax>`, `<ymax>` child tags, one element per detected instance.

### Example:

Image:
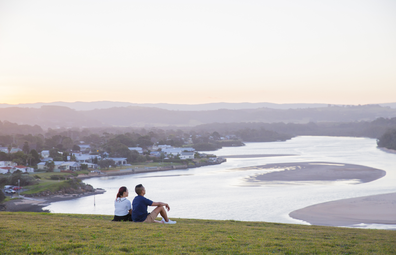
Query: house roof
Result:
<box><xmin>107</xmin><ymin>157</ymin><xmax>127</xmax><ymax>161</ymax></box>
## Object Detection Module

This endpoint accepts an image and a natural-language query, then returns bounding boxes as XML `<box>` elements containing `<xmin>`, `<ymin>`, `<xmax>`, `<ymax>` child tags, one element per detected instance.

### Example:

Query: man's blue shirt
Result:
<box><xmin>132</xmin><ymin>195</ymin><xmax>153</xmax><ymax>222</ymax></box>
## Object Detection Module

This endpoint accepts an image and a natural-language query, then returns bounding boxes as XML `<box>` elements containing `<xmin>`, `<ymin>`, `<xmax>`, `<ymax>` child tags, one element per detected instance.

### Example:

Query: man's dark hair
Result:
<box><xmin>135</xmin><ymin>184</ymin><xmax>144</xmax><ymax>195</ymax></box>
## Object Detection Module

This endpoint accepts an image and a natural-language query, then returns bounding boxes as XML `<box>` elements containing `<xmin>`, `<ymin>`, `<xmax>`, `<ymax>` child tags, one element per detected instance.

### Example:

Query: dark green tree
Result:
<box><xmin>98</xmin><ymin>159</ymin><xmax>115</xmax><ymax>169</ymax></box>
<box><xmin>22</xmin><ymin>142</ymin><xmax>30</xmax><ymax>154</ymax></box>
<box><xmin>377</xmin><ymin>129</ymin><xmax>396</xmax><ymax>150</ymax></box>
<box><xmin>45</xmin><ymin>161</ymin><xmax>55</xmax><ymax>172</ymax></box>
<box><xmin>0</xmin><ymin>190</ymin><xmax>5</xmax><ymax>203</ymax></box>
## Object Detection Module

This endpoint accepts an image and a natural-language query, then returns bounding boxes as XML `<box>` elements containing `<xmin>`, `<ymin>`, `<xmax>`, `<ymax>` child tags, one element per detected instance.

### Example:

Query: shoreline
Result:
<box><xmin>378</xmin><ymin>147</ymin><xmax>396</xmax><ymax>155</ymax></box>
<box><xmin>77</xmin><ymin>159</ymin><xmax>226</xmax><ymax>179</ymax></box>
<box><xmin>1</xmin><ymin>189</ymin><xmax>105</xmax><ymax>213</ymax></box>
<box><xmin>289</xmin><ymin>192</ymin><xmax>396</xmax><ymax>228</ymax></box>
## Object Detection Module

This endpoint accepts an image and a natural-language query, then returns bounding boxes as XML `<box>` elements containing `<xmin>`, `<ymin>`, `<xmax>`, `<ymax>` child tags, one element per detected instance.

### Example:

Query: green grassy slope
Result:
<box><xmin>0</xmin><ymin>212</ymin><xmax>395</xmax><ymax>254</ymax></box>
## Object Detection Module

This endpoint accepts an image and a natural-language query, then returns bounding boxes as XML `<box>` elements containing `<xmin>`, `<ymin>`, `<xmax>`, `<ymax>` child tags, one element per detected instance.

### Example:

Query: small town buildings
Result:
<box><xmin>38</xmin><ymin>161</ymin><xmax>81</xmax><ymax>172</ymax></box>
<box><xmin>0</xmin><ymin>147</ymin><xmax>22</xmax><ymax>153</ymax></box>
<box><xmin>162</xmin><ymin>147</ymin><xmax>195</xmax><ymax>157</ymax></box>
<box><xmin>0</xmin><ymin>164</ymin><xmax>34</xmax><ymax>174</ymax></box>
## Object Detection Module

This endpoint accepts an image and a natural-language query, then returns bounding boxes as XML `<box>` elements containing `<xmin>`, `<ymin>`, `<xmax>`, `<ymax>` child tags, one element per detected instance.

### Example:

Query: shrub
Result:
<box><xmin>0</xmin><ymin>190</ymin><xmax>5</xmax><ymax>203</ymax></box>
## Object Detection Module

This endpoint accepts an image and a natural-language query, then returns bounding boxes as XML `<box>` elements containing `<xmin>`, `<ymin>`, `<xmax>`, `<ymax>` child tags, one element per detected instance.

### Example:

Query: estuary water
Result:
<box><xmin>44</xmin><ymin>136</ymin><xmax>396</xmax><ymax>227</ymax></box>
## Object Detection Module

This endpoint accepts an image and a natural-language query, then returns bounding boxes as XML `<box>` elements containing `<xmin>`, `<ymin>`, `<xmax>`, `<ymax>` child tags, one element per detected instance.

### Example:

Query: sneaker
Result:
<box><xmin>162</xmin><ymin>218</ymin><xmax>177</xmax><ymax>224</ymax></box>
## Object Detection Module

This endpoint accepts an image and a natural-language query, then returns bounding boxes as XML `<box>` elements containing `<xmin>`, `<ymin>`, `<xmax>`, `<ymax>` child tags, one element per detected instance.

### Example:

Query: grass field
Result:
<box><xmin>0</xmin><ymin>212</ymin><xmax>395</xmax><ymax>254</ymax></box>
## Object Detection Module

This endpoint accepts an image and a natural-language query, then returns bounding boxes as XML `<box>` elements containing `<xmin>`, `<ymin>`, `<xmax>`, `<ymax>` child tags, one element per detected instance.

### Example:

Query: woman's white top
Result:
<box><xmin>114</xmin><ymin>197</ymin><xmax>132</xmax><ymax>216</ymax></box>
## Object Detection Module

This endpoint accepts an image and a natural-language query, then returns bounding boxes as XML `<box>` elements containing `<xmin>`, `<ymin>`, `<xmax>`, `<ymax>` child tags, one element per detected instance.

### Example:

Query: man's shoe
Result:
<box><xmin>162</xmin><ymin>218</ymin><xmax>177</xmax><ymax>224</ymax></box>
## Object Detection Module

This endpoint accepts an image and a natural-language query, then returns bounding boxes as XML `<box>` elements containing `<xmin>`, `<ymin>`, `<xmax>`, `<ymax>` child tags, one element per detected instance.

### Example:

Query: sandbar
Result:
<box><xmin>221</xmin><ymin>154</ymin><xmax>296</xmax><ymax>158</ymax></box>
<box><xmin>239</xmin><ymin>162</ymin><xmax>385</xmax><ymax>184</ymax></box>
<box><xmin>289</xmin><ymin>192</ymin><xmax>396</xmax><ymax>227</ymax></box>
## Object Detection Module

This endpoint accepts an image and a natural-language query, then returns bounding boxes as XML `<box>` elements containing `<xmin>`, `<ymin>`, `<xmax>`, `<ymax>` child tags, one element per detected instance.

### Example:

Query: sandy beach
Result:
<box><xmin>238</xmin><ymin>162</ymin><xmax>386</xmax><ymax>184</ymax></box>
<box><xmin>289</xmin><ymin>192</ymin><xmax>396</xmax><ymax>228</ymax></box>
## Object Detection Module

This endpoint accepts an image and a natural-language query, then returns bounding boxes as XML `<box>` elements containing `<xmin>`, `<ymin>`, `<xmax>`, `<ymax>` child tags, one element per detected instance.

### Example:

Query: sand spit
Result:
<box><xmin>289</xmin><ymin>192</ymin><xmax>396</xmax><ymax>227</ymax></box>
<box><xmin>239</xmin><ymin>162</ymin><xmax>386</xmax><ymax>184</ymax></box>
<box><xmin>221</xmin><ymin>154</ymin><xmax>297</xmax><ymax>158</ymax></box>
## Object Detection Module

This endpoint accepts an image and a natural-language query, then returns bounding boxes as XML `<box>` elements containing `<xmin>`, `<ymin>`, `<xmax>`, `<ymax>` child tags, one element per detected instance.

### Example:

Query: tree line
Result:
<box><xmin>1</xmin><ymin>117</ymin><xmax>396</xmax><ymax>167</ymax></box>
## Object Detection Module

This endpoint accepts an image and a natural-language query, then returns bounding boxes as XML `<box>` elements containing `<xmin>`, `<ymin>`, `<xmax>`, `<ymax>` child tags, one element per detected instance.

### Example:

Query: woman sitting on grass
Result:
<box><xmin>112</xmin><ymin>186</ymin><xmax>132</xmax><ymax>221</ymax></box>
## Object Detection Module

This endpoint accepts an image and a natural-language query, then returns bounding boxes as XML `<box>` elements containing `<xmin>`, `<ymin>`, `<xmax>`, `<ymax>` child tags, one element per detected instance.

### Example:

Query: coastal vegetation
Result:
<box><xmin>377</xmin><ymin>128</ymin><xmax>396</xmax><ymax>150</ymax></box>
<box><xmin>0</xmin><ymin>170</ymin><xmax>93</xmax><ymax>197</ymax></box>
<box><xmin>1</xmin><ymin>212</ymin><xmax>395</xmax><ymax>254</ymax></box>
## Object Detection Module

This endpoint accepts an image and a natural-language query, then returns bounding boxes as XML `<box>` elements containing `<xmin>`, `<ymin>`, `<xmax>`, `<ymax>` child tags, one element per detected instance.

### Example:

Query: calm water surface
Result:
<box><xmin>44</xmin><ymin>136</ymin><xmax>396</xmax><ymax>228</ymax></box>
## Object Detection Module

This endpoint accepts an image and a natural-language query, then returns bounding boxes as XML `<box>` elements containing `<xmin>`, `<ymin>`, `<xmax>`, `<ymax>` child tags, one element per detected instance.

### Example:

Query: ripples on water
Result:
<box><xmin>44</xmin><ymin>136</ymin><xmax>396</xmax><ymax>228</ymax></box>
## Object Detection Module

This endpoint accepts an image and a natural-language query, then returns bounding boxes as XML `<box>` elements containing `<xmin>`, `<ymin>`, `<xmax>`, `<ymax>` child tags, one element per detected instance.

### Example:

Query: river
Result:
<box><xmin>43</xmin><ymin>136</ymin><xmax>396</xmax><ymax>228</ymax></box>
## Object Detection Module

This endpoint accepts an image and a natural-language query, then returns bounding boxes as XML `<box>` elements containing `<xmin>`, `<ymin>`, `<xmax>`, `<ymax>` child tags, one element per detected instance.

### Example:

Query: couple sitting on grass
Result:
<box><xmin>113</xmin><ymin>184</ymin><xmax>176</xmax><ymax>224</ymax></box>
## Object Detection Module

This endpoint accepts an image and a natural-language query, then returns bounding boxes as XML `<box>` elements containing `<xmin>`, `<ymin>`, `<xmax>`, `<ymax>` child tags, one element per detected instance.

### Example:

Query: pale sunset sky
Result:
<box><xmin>0</xmin><ymin>0</ymin><xmax>395</xmax><ymax>105</ymax></box>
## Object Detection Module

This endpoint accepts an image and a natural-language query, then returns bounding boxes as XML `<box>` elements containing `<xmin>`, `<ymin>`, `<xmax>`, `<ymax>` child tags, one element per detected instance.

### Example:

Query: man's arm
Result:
<box><xmin>151</xmin><ymin>202</ymin><xmax>170</xmax><ymax>211</ymax></box>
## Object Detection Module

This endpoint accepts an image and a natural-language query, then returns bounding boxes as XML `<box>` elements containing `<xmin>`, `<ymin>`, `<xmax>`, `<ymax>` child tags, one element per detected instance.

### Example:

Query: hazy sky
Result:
<box><xmin>1</xmin><ymin>0</ymin><xmax>395</xmax><ymax>105</ymax></box>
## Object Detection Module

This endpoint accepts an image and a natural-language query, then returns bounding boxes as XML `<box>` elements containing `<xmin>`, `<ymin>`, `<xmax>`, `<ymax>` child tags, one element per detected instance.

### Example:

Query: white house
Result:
<box><xmin>107</xmin><ymin>157</ymin><xmax>128</xmax><ymax>166</ymax></box>
<box><xmin>72</xmin><ymin>153</ymin><xmax>101</xmax><ymax>163</ymax></box>
<box><xmin>59</xmin><ymin>162</ymin><xmax>81</xmax><ymax>171</ymax></box>
<box><xmin>180</xmin><ymin>151</ymin><xmax>195</xmax><ymax>160</ymax></box>
<box><xmin>181</xmin><ymin>147</ymin><xmax>195</xmax><ymax>152</ymax></box>
<box><xmin>150</xmin><ymin>151</ymin><xmax>162</xmax><ymax>157</ymax></box>
<box><xmin>15</xmin><ymin>165</ymin><xmax>34</xmax><ymax>173</ymax></box>
<box><xmin>162</xmin><ymin>148</ymin><xmax>183</xmax><ymax>156</ymax></box>
<box><xmin>0</xmin><ymin>147</ymin><xmax>9</xmax><ymax>153</ymax></box>
<box><xmin>0</xmin><ymin>165</ymin><xmax>34</xmax><ymax>174</ymax></box>
<box><xmin>0</xmin><ymin>147</ymin><xmax>22</xmax><ymax>154</ymax></box>
<box><xmin>84</xmin><ymin>163</ymin><xmax>98</xmax><ymax>169</ymax></box>
<box><xmin>78</xmin><ymin>144</ymin><xmax>91</xmax><ymax>153</ymax></box>
<box><xmin>0</xmin><ymin>161</ymin><xmax>17</xmax><ymax>167</ymax></box>
<box><xmin>41</xmin><ymin>150</ymin><xmax>50</xmax><ymax>158</ymax></box>
<box><xmin>162</xmin><ymin>147</ymin><xmax>195</xmax><ymax>157</ymax></box>
<box><xmin>41</xmin><ymin>157</ymin><xmax>53</xmax><ymax>162</ymax></box>
<box><xmin>128</xmin><ymin>147</ymin><xmax>143</xmax><ymax>154</ymax></box>
<box><xmin>37</xmin><ymin>162</ymin><xmax>46</xmax><ymax>170</ymax></box>
<box><xmin>0</xmin><ymin>167</ymin><xmax>12</xmax><ymax>174</ymax></box>
<box><xmin>151</xmin><ymin>144</ymin><xmax>172</xmax><ymax>151</ymax></box>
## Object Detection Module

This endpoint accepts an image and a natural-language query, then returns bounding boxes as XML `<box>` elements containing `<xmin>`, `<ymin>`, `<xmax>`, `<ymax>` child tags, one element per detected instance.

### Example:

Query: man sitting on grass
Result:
<box><xmin>132</xmin><ymin>184</ymin><xmax>176</xmax><ymax>224</ymax></box>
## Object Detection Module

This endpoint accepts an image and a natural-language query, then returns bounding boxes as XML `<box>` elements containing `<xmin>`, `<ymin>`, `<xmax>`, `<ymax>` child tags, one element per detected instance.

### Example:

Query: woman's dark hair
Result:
<box><xmin>116</xmin><ymin>186</ymin><xmax>127</xmax><ymax>199</ymax></box>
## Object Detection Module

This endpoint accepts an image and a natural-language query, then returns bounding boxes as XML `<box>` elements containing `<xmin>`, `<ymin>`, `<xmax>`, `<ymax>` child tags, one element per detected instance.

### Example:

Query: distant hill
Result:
<box><xmin>1</xmin><ymin>104</ymin><xmax>396</xmax><ymax>129</ymax></box>
<box><xmin>1</xmin><ymin>101</ymin><xmax>395</xmax><ymax>111</ymax></box>
<box><xmin>2</xmin><ymin>101</ymin><xmax>395</xmax><ymax>111</ymax></box>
